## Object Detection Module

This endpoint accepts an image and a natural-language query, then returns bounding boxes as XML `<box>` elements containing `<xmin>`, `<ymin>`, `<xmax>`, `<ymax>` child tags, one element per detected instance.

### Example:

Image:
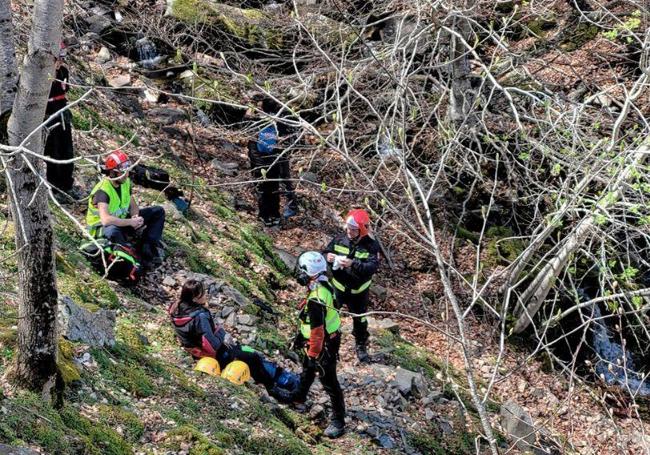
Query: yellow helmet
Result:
<box><xmin>194</xmin><ymin>357</ymin><xmax>221</xmax><ymax>377</ymax></box>
<box><xmin>221</xmin><ymin>360</ymin><xmax>251</xmax><ymax>385</ymax></box>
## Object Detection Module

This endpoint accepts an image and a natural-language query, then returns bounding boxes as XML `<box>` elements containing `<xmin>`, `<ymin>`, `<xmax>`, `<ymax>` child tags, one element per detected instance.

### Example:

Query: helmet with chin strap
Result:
<box><xmin>104</xmin><ymin>150</ymin><xmax>130</xmax><ymax>172</ymax></box>
<box><xmin>345</xmin><ymin>209</ymin><xmax>370</xmax><ymax>238</ymax></box>
<box><xmin>295</xmin><ymin>251</ymin><xmax>327</xmax><ymax>286</ymax></box>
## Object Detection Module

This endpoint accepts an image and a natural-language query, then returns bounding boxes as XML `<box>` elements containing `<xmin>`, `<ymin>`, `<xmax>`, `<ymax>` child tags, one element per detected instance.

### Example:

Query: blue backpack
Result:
<box><xmin>257</xmin><ymin>124</ymin><xmax>277</xmax><ymax>154</ymax></box>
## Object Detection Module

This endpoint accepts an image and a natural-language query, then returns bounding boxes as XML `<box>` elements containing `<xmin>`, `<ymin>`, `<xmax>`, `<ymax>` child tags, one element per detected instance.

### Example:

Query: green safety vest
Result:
<box><xmin>86</xmin><ymin>178</ymin><xmax>132</xmax><ymax>237</ymax></box>
<box><xmin>300</xmin><ymin>284</ymin><xmax>341</xmax><ymax>339</ymax></box>
<box><xmin>331</xmin><ymin>243</ymin><xmax>372</xmax><ymax>294</ymax></box>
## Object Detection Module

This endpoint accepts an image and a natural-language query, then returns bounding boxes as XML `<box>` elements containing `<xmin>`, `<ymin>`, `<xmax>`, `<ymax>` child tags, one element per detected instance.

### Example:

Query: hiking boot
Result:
<box><xmin>271</xmin><ymin>217</ymin><xmax>281</xmax><ymax>226</ymax></box>
<box><xmin>323</xmin><ymin>419</ymin><xmax>345</xmax><ymax>439</ymax></box>
<box><xmin>355</xmin><ymin>344</ymin><xmax>371</xmax><ymax>363</ymax></box>
<box><xmin>260</xmin><ymin>217</ymin><xmax>274</xmax><ymax>227</ymax></box>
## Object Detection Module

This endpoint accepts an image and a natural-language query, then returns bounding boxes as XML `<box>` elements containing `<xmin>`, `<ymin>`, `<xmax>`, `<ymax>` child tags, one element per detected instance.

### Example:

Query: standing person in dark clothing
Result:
<box><xmin>248</xmin><ymin>98</ymin><xmax>299</xmax><ymax>226</ymax></box>
<box><xmin>323</xmin><ymin>209</ymin><xmax>380</xmax><ymax>363</ymax></box>
<box><xmin>44</xmin><ymin>43</ymin><xmax>81</xmax><ymax>201</ymax></box>
<box><xmin>168</xmin><ymin>279</ymin><xmax>296</xmax><ymax>401</ymax></box>
<box><xmin>290</xmin><ymin>251</ymin><xmax>346</xmax><ymax>439</ymax></box>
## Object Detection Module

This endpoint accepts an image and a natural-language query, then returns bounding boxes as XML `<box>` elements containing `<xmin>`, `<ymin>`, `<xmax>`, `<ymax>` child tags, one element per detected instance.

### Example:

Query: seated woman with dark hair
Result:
<box><xmin>168</xmin><ymin>279</ymin><xmax>297</xmax><ymax>401</ymax></box>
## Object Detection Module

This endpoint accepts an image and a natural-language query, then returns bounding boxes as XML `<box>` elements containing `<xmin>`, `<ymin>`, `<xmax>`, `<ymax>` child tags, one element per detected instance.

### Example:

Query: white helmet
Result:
<box><xmin>297</xmin><ymin>251</ymin><xmax>327</xmax><ymax>278</ymax></box>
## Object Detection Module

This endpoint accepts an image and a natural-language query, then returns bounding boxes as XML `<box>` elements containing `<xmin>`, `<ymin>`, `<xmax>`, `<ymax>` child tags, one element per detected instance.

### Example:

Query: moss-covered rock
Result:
<box><xmin>57</xmin><ymin>339</ymin><xmax>81</xmax><ymax>385</ymax></box>
<box><xmin>483</xmin><ymin>226</ymin><xmax>525</xmax><ymax>268</ymax></box>
<box><xmin>167</xmin><ymin>0</ymin><xmax>353</xmax><ymax>51</ymax></box>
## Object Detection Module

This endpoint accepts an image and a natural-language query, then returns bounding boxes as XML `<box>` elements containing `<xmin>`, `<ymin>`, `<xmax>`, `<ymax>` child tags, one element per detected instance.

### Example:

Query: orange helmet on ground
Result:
<box><xmin>104</xmin><ymin>150</ymin><xmax>130</xmax><ymax>171</ymax></box>
<box><xmin>346</xmin><ymin>209</ymin><xmax>370</xmax><ymax>238</ymax></box>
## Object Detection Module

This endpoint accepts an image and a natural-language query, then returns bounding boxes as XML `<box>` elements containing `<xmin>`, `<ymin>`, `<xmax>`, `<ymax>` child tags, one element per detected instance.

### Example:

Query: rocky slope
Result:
<box><xmin>1</xmin><ymin>0</ymin><xmax>650</xmax><ymax>454</ymax></box>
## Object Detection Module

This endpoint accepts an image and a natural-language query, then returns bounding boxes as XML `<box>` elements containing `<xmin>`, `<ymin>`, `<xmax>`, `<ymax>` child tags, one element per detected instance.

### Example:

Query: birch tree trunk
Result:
<box><xmin>1</xmin><ymin>0</ymin><xmax>64</xmax><ymax>397</ymax></box>
<box><xmin>447</xmin><ymin>5</ymin><xmax>477</xmax><ymax>129</ymax></box>
<box><xmin>0</xmin><ymin>0</ymin><xmax>16</xmax><ymax>117</ymax></box>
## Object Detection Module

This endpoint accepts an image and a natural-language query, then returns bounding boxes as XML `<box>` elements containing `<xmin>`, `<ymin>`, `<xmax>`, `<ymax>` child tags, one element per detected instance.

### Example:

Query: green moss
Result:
<box><xmin>560</xmin><ymin>22</ymin><xmax>599</xmax><ymax>51</ymax></box>
<box><xmin>171</xmin><ymin>0</ymin><xmax>210</xmax><ymax>23</ymax></box>
<box><xmin>526</xmin><ymin>16</ymin><xmax>557</xmax><ymax>37</ymax></box>
<box><xmin>255</xmin><ymin>325</ymin><xmax>289</xmax><ymax>353</ymax></box>
<box><xmin>484</xmin><ymin>226</ymin><xmax>525</xmax><ymax>268</ymax></box>
<box><xmin>376</xmin><ymin>330</ymin><xmax>440</xmax><ymax>381</ymax></box>
<box><xmin>97</xmin><ymin>404</ymin><xmax>144</xmax><ymax>443</ymax></box>
<box><xmin>0</xmin><ymin>392</ymin><xmax>133</xmax><ymax>454</ymax></box>
<box><xmin>407</xmin><ymin>430</ymin><xmax>445</xmax><ymax>454</ymax></box>
<box><xmin>92</xmin><ymin>346</ymin><xmax>155</xmax><ymax>398</ymax></box>
<box><xmin>57</xmin><ymin>270</ymin><xmax>120</xmax><ymax>310</ymax></box>
<box><xmin>0</xmin><ymin>301</ymin><xmax>18</xmax><ymax>349</ymax></box>
<box><xmin>407</xmin><ymin>422</ymin><xmax>474</xmax><ymax>455</ymax></box>
<box><xmin>58</xmin><ymin>339</ymin><xmax>81</xmax><ymax>384</ymax></box>
<box><xmin>165</xmin><ymin>425</ymin><xmax>224</xmax><ymax>454</ymax></box>
<box><xmin>59</xmin><ymin>407</ymin><xmax>133</xmax><ymax>455</ymax></box>
<box><xmin>71</xmin><ymin>105</ymin><xmax>140</xmax><ymax>146</ymax></box>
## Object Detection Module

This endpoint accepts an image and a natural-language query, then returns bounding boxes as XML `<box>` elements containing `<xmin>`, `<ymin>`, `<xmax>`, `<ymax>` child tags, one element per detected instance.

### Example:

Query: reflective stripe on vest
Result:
<box><xmin>333</xmin><ymin>243</ymin><xmax>369</xmax><ymax>259</ymax></box>
<box><xmin>299</xmin><ymin>284</ymin><xmax>341</xmax><ymax>339</ymax></box>
<box><xmin>332</xmin><ymin>277</ymin><xmax>372</xmax><ymax>294</ymax></box>
<box><xmin>86</xmin><ymin>178</ymin><xmax>132</xmax><ymax>237</ymax></box>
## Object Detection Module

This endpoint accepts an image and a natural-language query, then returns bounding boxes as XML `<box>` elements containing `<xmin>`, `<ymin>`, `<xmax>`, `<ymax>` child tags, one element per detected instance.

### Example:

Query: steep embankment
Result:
<box><xmin>1</xmin><ymin>0</ymin><xmax>650</xmax><ymax>453</ymax></box>
<box><xmin>0</xmin><ymin>75</ymin><xmax>486</xmax><ymax>454</ymax></box>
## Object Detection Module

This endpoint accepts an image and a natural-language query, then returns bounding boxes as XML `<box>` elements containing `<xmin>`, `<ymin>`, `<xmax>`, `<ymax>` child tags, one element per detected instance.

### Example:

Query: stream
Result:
<box><xmin>590</xmin><ymin>304</ymin><xmax>650</xmax><ymax>396</ymax></box>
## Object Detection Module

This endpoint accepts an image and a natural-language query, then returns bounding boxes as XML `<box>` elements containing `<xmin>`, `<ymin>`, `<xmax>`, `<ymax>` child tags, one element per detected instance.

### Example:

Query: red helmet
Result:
<box><xmin>345</xmin><ymin>209</ymin><xmax>370</xmax><ymax>238</ymax></box>
<box><xmin>104</xmin><ymin>150</ymin><xmax>130</xmax><ymax>171</ymax></box>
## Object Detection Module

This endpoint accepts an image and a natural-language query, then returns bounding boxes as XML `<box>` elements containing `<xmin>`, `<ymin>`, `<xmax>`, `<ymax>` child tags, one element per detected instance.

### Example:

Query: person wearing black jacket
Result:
<box><xmin>248</xmin><ymin>98</ymin><xmax>299</xmax><ymax>226</ymax></box>
<box><xmin>44</xmin><ymin>44</ymin><xmax>81</xmax><ymax>202</ymax></box>
<box><xmin>169</xmin><ymin>279</ymin><xmax>293</xmax><ymax>402</ymax></box>
<box><xmin>323</xmin><ymin>209</ymin><xmax>380</xmax><ymax>363</ymax></box>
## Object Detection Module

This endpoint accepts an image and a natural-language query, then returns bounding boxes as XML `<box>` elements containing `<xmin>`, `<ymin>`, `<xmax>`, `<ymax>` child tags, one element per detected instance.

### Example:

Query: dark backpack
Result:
<box><xmin>80</xmin><ymin>239</ymin><xmax>142</xmax><ymax>284</ymax></box>
<box><xmin>130</xmin><ymin>164</ymin><xmax>170</xmax><ymax>191</ymax></box>
<box><xmin>257</xmin><ymin>124</ymin><xmax>278</xmax><ymax>154</ymax></box>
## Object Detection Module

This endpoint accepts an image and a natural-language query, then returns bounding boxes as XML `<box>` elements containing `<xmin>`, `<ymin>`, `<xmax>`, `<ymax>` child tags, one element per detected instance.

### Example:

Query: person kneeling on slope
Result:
<box><xmin>86</xmin><ymin>150</ymin><xmax>165</xmax><ymax>269</ymax></box>
<box><xmin>290</xmin><ymin>251</ymin><xmax>346</xmax><ymax>439</ymax></box>
<box><xmin>168</xmin><ymin>278</ymin><xmax>295</xmax><ymax>402</ymax></box>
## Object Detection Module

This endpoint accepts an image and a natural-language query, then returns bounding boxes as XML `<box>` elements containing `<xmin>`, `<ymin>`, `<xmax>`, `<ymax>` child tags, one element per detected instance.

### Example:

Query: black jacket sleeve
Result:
<box><xmin>197</xmin><ymin>312</ymin><xmax>225</xmax><ymax>353</ymax></box>
<box><xmin>323</xmin><ymin>236</ymin><xmax>336</xmax><ymax>255</ymax></box>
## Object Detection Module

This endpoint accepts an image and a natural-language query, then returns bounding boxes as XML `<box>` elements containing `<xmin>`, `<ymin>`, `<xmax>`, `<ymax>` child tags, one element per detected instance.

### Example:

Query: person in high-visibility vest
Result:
<box><xmin>323</xmin><ymin>209</ymin><xmax>380</xmax><ymax>363</ymax></box>
<box><xmin>291</xmin><ymin>251</ymin><xmax>345</xmax><ymax>439</ymax></box>
<box><xmin>86</xmin><ymin>150</ymin><xmax>165</xmax><ymax>268</ymax></box>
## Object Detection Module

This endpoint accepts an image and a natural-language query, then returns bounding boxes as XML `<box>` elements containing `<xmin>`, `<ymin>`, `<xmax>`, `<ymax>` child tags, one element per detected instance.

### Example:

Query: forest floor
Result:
<box><xmin>1</xmin><ymin>0</ymin><xmax>650</xmax><ymax>453</ymax></box>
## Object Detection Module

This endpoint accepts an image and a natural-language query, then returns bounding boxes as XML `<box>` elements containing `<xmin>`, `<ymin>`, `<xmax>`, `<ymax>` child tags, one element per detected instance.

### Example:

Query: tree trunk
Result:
<box><xmin>512</xmin><ymin>145</ymin><xmax>649</xmax><ymax>334</ymax></box>
<box><xmin>447</xmin><ymin>10</ymin><xmax>477</xmax><ymax>129</ymax></box>
<box><xmin>0</xmin><ymin>0</ymin><xmax>17</xmax><ymax>117</ymax></box>
<box><xmin>2</xmin><ymin>0</ymin><xmax>64</xmax><ymax>397</ymax></box>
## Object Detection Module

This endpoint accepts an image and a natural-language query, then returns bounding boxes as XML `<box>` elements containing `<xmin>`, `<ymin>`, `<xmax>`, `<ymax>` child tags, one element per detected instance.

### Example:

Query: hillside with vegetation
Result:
<box><xmin>1</xmin><ymin>0</ymin><xmax>650</xmax><ymax>454</ymax></box>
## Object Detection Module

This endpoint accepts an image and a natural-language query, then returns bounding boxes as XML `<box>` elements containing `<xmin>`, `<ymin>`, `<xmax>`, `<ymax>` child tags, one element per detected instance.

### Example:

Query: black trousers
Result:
<box><xmin>252</xmin><ymin>155</ymin><xmax>281</xmax><ymax>221</ymax></box>
<box><xmin>102</xmin><ymin>206</ymin><xmax>166</xmax><ymax>248</ymax></box>
<box><xmin>334</xmin><ymin>289</ymin><xmax>370</xmax><ymax>346</ymax></box>
<box><xmin>294</xmin><ymin>334</ymin><xmax>345</xmax><ymax>422</ymax></box>
<box><xmin>277</xmin><ymin>158</ymin><xmax>298</xmax><ymax>211</ymax></box>
<box><xmin>233</xmin><ymin>349</ymin><xmax>275</xmax><ymax>388</ymax></box>
<box><xmin>44</xmin><ymin>111</ymin><xmax>74</xmax><ymax>192</ymax></box>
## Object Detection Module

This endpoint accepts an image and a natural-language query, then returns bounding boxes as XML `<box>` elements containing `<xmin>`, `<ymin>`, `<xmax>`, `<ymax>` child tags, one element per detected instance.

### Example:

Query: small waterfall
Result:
<box><xmin>590</xmin><ymin>304</ymin><xmax>650</xmax><ymax>396</ymax></box>
<box><xmin>136</xmin><ymin>38</ymin><xmax>163</xmax><ymax>69</ymax></box>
